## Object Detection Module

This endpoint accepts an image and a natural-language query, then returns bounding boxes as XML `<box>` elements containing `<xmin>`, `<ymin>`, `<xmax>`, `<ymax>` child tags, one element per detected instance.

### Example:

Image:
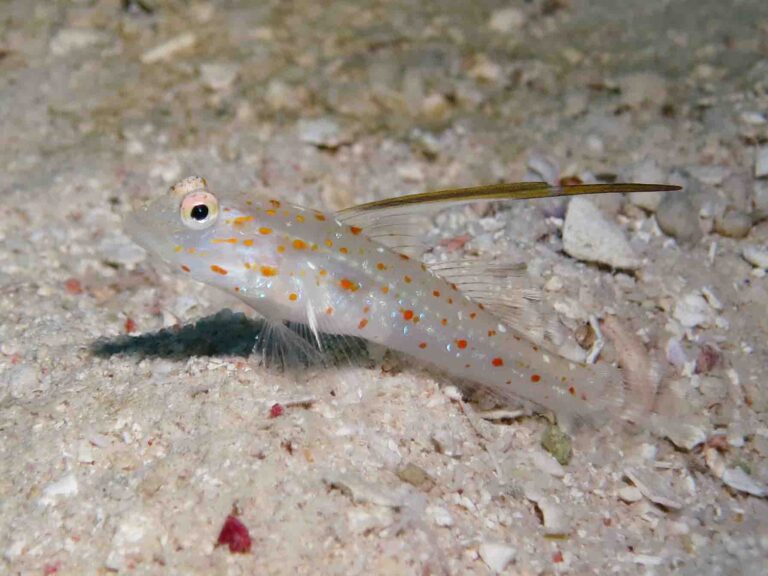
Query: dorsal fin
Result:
<box><xmin>336</xmin><ymin>181</ymin><xmax>681</xmax><ymax>259</ymax></box>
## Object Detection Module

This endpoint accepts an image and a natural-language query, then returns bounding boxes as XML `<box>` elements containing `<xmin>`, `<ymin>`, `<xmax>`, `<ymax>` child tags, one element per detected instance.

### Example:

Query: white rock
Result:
<box><xmin>742</xmin><ymin>245</ymin><xmax>768</xmax><ymax>269</ymax></box>
<box><xmin>478</xmin><ymin>542</ymin><xmax>516</xmax><ymax>573</ymax></box>
<box><xmin>40</xmin><ymin>473</ymin><xmax>79</xmax><ymax>505</ymax></box>
<box><xmin>618</xmin><ymin>485</ymin><xmax>643</xmax><ymax>503</ymax></box>
<box><xmin>397</xmin><ymin>163</ymin><xmax>425</xmax><ymax>182</ymax></box>
<box><xmin>657</xmin><ymin>419</ymin><xmax>707</xmax><ymax>451</ymax></box>
<box><xmin>755</xmin><ymin>146</ymin><xmax>768</xmax><ymax>179</ymax></box>
<box><xmin>3</xmin><ymin>539</ymin><xmax>25</xmax><ymax>562</ymax></box>
<box><xmin>488</xmin><ymin>8</ymin><xmax>526</xmax><ymax>33</ymax></box>
<box><xmin>297</xmin><ymin>118</ymin><xmax>347</xmax><ymax>148</ymax></box>
<box><xmin>585</xmin><ymin>134</ymin><xmax>604</xmax><ymax>155</ymax></box>
<box><xmin>740</xmin><ymin>111</ymin><xmax>766</xmax><ymax>125</ymax></box>
<box><xmin>530</xmin><ymin>450</ymin><xmax>565</xmax><ymax>478</ymax></box>
<box><xmin>673</xmin><ymin>292</ymin><xmax>715</xmax><ymax>328</ymax></box>
<box><xmin>624</xmin><ymin>467</ymin><xmax>682</xmax><ymax>510</ymax></box>
<box><xmin>200</xmin><ymin>62</ymin><xmax>239</xmax><ymax>91</ymax></box>
<box><xmin>141</xmin><ymin>33</ymin><xmax>196</xmax><ymax>64</ymax></box>
<box><xmin>544</xmin><ymin>275</ymin><xmax>564</xmax><ymax>292</ymax></box>
<box><xmin>563</xmin><ymin>197</ymin><xmax>641</xmax><ymax>269</ymax></box>
<box><xmin>347</xmin><ymin>508</ymin><xmax>394</xmax><ymax>533</ymax></box>
<box><xmin>468</xmin><ymin>56</ymin><xmax>502</xmax><ymax>83</ymax></box>
<box><xmin>50</xmin><ymin>29</ymin><xmax>105</xmax><ymax>56</ymax></box>
<box><xmin>428</xmin><ymin>506</ymin><xmax>454</xmax><ymax>527</ymax></box>
<box><xmin>98</xmin><ymin>235</ymin><xmax>147</xmax><ymax>267</ymax></box>
<box><xmin>722</xmin><ymin>467</ymin><xmax>767</xmax><ymax>497</ymax></box>
<box><xmin>105</xmin><ymin>511</ymin><xmax>158</xmax><ymax>571</ymax></box>
<box><xmin>77</xmin><ymin>441</ymin><xmax>95</xmax><ymax>464</ymax></box>
<box><xmin>625</xmin><ymin>159</ymin><xmax>667</xmax><ymax>211</ymax></box>
<box><xmin>323</xmin><ymin>474</ymin><xmax>400</xmax><ymax>508</ymax></box>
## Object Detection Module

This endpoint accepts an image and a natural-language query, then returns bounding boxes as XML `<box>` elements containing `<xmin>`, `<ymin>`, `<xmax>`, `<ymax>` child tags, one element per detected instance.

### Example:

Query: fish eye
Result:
<box><xmin>180</xmin><ymin>191</ymin><xmax>219</xmax><ymax>230</ymax></box>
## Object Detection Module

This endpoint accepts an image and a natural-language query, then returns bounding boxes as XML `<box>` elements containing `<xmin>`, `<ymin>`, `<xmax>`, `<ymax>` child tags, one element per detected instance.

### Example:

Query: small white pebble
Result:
<box><xmin>428</xmin><ymin>506</ymin><xmax>454</xmax><ymax>527</ymax></box>
<box><xmin>544</xmin><ymin>276</ymin><xmax>564</xmax><ymax>292</ymax></box>
<box><xmin>199</xmin><ymin>62</ymin><xmax>239</xmax><ymax>91</ymax></box>
<box><xmin>742</xmin><ymin>244</ymin><xmax>768</xmax><ymax>269</ymax></box>
<box><xmin>141</xmin><ymin>33</ymin><xmax>196</xmax><ymax>64</ymax></box>
<box><xmin>40</xmin><ymin>473</ymin><xmax>79</xmax><ymax>505</ymax></box>
<box><xmin>618</xmin><ymin>485</ymin><xmax>643</xmax><ymax>503</ymax></box>
<box><xmin>478</xmin><ymin>542</ymin><xmax>516</xmax><ymax>573</ymax></box>
<box><xmin>488</xmin><ymin>8</ymin><xmax>525</xmax><ymax>33</ymax></box>
<box><xmin>722</xmin><ymin>467</ymin><xmax>767</xmax><ymax>497</ymax></box>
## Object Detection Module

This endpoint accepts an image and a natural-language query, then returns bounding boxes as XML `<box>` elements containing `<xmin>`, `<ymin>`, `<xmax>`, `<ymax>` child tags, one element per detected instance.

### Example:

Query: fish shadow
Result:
<box><xmin>91</xmin><ymin>309</ymin><xmax>370</xmax><ymax>369</ymax></box>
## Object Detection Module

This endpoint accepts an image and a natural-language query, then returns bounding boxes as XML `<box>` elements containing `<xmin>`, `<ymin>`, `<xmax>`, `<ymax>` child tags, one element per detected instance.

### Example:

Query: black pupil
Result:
<box><xmin>190</xmin><ymin>204</ymin><xmax>209</xmax><ymax>221</ymax></box>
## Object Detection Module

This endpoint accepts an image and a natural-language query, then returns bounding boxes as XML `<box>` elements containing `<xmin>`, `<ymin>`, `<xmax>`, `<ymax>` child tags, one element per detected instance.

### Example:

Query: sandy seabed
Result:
<box><xmin>1</xmin><ymin>1</ymin><xmax>767</xmax><ymax>574</ymax></box>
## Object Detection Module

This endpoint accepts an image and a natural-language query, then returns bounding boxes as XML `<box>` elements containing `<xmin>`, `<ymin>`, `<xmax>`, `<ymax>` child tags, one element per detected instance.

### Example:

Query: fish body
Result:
<box><xmin>126</xmin><ymin>176</ymin><xmax>679</xmax><ymax>424</ymax></box>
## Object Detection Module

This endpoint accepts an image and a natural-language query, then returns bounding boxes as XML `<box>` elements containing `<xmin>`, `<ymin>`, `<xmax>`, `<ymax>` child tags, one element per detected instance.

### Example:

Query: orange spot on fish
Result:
<box><xmin>260</xmin><ymin>265</ymin><xmax>278</xmax><ymax>276</ymax></box>
<box><xmin>441</xmin><ymin>318</ymin><xmax>448</xmax><ymax>326</ymax></box>
<box><xmin>447</xmin><ymin>298</ymin><xmax>453</xmax><ymax>304</ymax></box>
<box><xmin>487</xmin><ymin>330</ymin><xmax>496</xmax><ymax>337</ymax></box>
<box><xmin>456</xmin><ymin>339</ymin><xmax>467</xmax><ymax>349</ymax></box>
<box><xmin>350</xmin><ymin>226</ymin><xmax>363</xmax><ymax>235</ymax></box>
<box><xmin>381</xmin><ymin>285</ymin><xmax>390</xmax><ymax>294</ymax></box>
<box><xmin>265</xmin><ymin>209</ymin><xmax>276</xmax><ymax>217</ymax></box>
<box><xmin>211</xmin><ymin>265</ymin><xmax>228</xmax><ymax>275</ymax></box>
<box><xmin>314</xmin><ymin>212</ymin><xmax>326</xmax><ymax>221</ymax></box>
<box><xmin>404</xmin><ymin>275</ymin><xmax>412</xmax><ymax>283</ymax></box>
<box><xmin>187</xmin><ymin>247</ymin><xmax>196</xmax><ymax>254</ymax></box>
<box><xmin>358</xmin><ymin>318</ymin><xmax>368</xmax><ymax>329</ymax></box>
<box><xmin>174</xmin><ymin>245</ymin><xmax>183</xmax><ymax>253</ymax></box>
<box><xmin>277</xmin><ymin>245</ymin><xmax>286</xmax><ymax>253</ymax></box>
<box><xmin>289</xmin><ymin>293</ymin><xmax>298</xmax><ymax>301</ymax></box>
<box><xmin>339</xmin><ymin>247</ymin><xmax>349</xmax><ymax>254</ymax></box>
<box><xmin>376</xmin><ymin>262</ymin><xmax>387</xmax><ymax>271</ymax></box>
<box><xmin>432</xmin><ymin>290</ymin><xmax>440</xmax><ymax>297</ymax></box>
<box><xmin>402</xmin><ymin>310</ymin><xmax>414</xmax><ymax>321</ymax></box>
<box><xmin>319</xmin><ymin>269</ymin><xmax>328</xmax><ymax>276</ymax></box>
<box><xmin>293</xmin><ymin>239</ymin><xmax>307</xmax><ymax>250</ymax></box>
<box><xmin>568</xmin><ymin>386</ymin><xmax>576</xmax><ymax>395</ymax></box>
<box><xmin>326</xmin><ymin>306</ymin><xmax>334</xmax><ymax>315</ymax></box>
<box><xmin>233</xmin><ymin>216</ymin><xmax>254</xmax><ymax>225</ymax></box>
<box><xmin>531</xmin><ymin>374</ymin><xmax>541</xmax><ymax>383</ymax></box>
<box><xmin>243</xmin><ymin>239</ymin><xmax>254</xmax><ymax>246</ymax></box>
<box><xmin>469</xmin><ymin>312</ymin><xmax>477</xmax><ymax>319</ymax></box>
<box><xmin>399</xmin><ymin>254</ymin><xmax>410</xmax><ymax>260</ymax></box>
<box><xmin>363</xmin><ymin>306</ymin><xmax>370</xmax><ymax>313</ymax></box>
<box><xmin>324</xmin><ymin>239</ymin><xmax>333</xmax><ymax>248</ymax></box>
<box><xmin>339</xmin><ymin>278</ymin><xmax>358</xmax><ymax>291</ymax></box>
<box><xmin>259</xmin><ymin>227</ymin><xmax>272</xmax><ymax>235</ymax></box>
<box><xmin>212</xmin><ymin>238</ymin><xmax>238</xmax><ymax>244</ymax></box>
<box><xmin>296</xmin><ymin>214</ymin><xmax>305</xmax><ymax>222</ymax></box>
<box><xmin>269</xmin><ymin>199</ymin><xmax>281</xmax><ymax>208</ymax></box>
<box><xmin>181</xmin><ymin>265</ymin><xmax>191</xmax><ymax>273</ymax></box>
<box><xmin>419</xmin><ymin>342</ymin><xmax>428</xmax><ymax>349</ymax></box>
<box><xmin>491</xmin><ymin>357</ymin><xmax>504</xmax><ymax>367</ymax></box>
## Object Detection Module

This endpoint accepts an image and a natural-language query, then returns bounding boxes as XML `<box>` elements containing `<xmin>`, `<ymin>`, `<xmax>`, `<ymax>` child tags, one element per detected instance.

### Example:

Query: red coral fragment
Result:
<box><xmin>217</xmin><ymin>515</ymin><xmax>252</xmax><ymax>553</ymax></box>
<box><xmin>64</xmin><ymin>278</ymin><xmax>83</xmax><ymax>295</ymax></box>
<box><xmin>269</xmin><ymin>403</ymin><xmax>284</xmax><ymax>418</ymax></box>
<box><xmin>694</xmin><ymin>343</ymin><xmax>720</xmax><ymax>374</ymax></box>
<box><xmin>552</xmin><ymin>550</ymin><xmax>564</xmax><ymax>563</ymax></box>
<box><xmin>124</xmin><ymin>317</ymin><xmax>137</xmax><ymax>333</ymax></box>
